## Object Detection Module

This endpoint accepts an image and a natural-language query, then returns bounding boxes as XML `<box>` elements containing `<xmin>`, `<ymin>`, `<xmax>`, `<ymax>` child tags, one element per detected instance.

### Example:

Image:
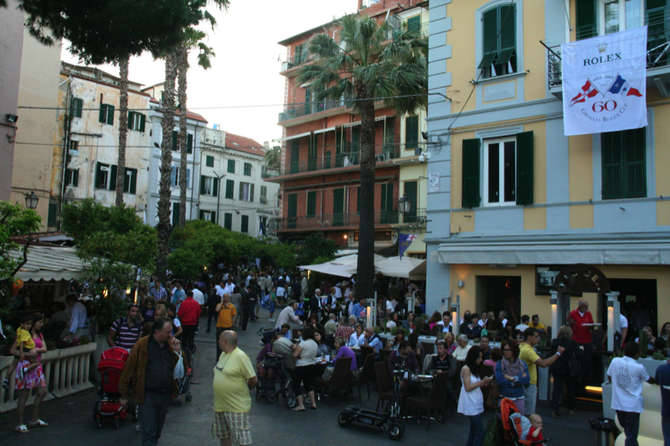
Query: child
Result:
<box><xmin>528</xmin><ymin>414</ymin><xmax>544</xmax><ymax>441</ymax></box>
<box><xmin>8</xmin><ymin>315</ymin><xmax>38</xmax><ymax>382</ymax></box>
<box><xmin>170</xmin><ymin>337</ymin><xmax>191</xmax><ymax>402</ymax></box>
<box><xmin>509</xmin><ymin>412</ymin><xmax>544</xmax><ymax>442</ymax></box>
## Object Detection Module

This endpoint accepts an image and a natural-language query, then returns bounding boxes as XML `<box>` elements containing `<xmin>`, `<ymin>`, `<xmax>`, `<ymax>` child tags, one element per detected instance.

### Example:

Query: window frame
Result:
<box><xmin>227</xmin><ymin>159</ymin><xmax>235</xmax><ymax>174</ymax></box>
<box><xmin>206</xmin><ymin>155</ymin><xmax>215</xmax><ymax>168</ymax></box>
<box><xmin>225</xmin><ymin>179</ymin><xmax>235</xmax><ymax>199</ymax></box>
<box><xmin>482</xmin><ymin>136</ymin><xmax>518</xmax><ymax>207</ymax></box>
<box><xmin>478</xmin><ymin>3</ymin><xmax>518</xmax><ymax>79</ymax></box>
<box><xmin>99</xmin><ymin>103</ymin><xmax>114</xmax><ymax>125</ymax></box>
<box><xmin>601</xmin><ymin>128</ymin><xmax>647</xmax><ymax>200</ymax></box>
<box><xmin>244</xmin><ymin>162</ymin><xmax>252</xmax><ymax>176</ymax></box>
<box><xmin>65</xmin><ymin>168</ymin><xmax>79</xmax><ymax>187</ymax></box>
<box><xmin>240</xmin><ymin>214</ymin><xmax>249</xmax><ymax>233</ymax></box>
<box><xmin>260</xmin><ymin>185</ymin><xmax>268</xmax><ymax>204</ymax></box>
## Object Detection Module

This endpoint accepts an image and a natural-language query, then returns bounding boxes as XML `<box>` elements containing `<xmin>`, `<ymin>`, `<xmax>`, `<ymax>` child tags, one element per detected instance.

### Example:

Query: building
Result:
<box><xmin>425</xmin><ymin>0</ymin><xmax>670</xmax><ymax>332</ymax></box>
<box><xmin>52</xmin><ymin>63</ymin><xmax>153</xmax><ymax>226</ymax></box>
<box><xmin>0</xmin><ymin>0</ymin><xmax>24</xmax><ymax>201</ymax></box>
<box><xmin>270</xmin><ymin>0</ymin><xmax>429</xmax><ymax>255</ymax></box>
<box><xmin>9</xmin><ymin>13</ymin><xmax>62</xmax><ymax>229</ymax></box>
<box><xmin>200</xmin><ymin>127</ymin><xmax>280</xmax><ymax>236</ymax></box>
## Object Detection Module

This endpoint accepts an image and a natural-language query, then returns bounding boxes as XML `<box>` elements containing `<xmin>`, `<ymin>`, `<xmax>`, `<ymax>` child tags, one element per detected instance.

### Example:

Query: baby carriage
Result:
<box><xmin>94</xmin><ymin>347</ymin><xmax>130</xmax><ymax>429</ymax></box>
<box><xmin>499</xmin><ymin>398</ymin><xmax>547</xmax><ymax>445</ymax></box>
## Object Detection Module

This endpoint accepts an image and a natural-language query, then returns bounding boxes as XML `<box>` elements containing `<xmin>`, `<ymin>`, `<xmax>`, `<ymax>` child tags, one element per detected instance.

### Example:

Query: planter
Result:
<box><xmin>0</xmin><ymin>341</ymin><xmax>97</xmax><ymax>413</ymax></box>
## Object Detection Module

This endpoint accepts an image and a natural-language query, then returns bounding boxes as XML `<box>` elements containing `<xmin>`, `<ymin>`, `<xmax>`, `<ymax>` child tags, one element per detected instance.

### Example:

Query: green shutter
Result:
<box><xmin>227</xmin><ymin>159</ymin><xmax>235</xmax><ymax>173</ymax></box>
<box><xmin>99</xmin><ymin>104</ymin><xmax>105</xmax><ymax>123</ymax></box>
<box><xmin>307</xmin><ymin>191</ymin><xmax>316</xmax><ymax>217</ymax></box>
<box><xmin>576</xmin><ymin>0</ymin><xmax>597</xmax><ymax>40</ymax></box>
<box><xmin>94</xmin><ymin>163</ymin><xmax>101</xmax><ymax>188</ymax></box>
<box><xmin>407</xmin><ymin>15</ymin><xmax>421</xmax><ymax>34</ymax></box>
<box><xmin>107</xmin><ymin>105</ymin><xmax>114</xmax><ymax>125</ymax></box>
<box><xmin>308</xmin><ymin>136</ymin><xmax>317</xmax><ymax>170</ymax></box>
<box><xmin>244</xmin><ymin>162</ymin><xmax>251</xmax><ymax>176</ymax></box>
<box><xmin>250</xmin><ymin>184</ymin><xmax>255</xmax><ymax>202</ymax></box>
<box><xmin>224</xmin><ymin>213</ymin><xmax>232</xmax><ymax>230</ymax></box>
<box><xmin>462</xmin><ymin>139</ymin><xmax>481</xmax><ymax>208</ymax></box>
<box><xmin>623</xmin><ymin>128</ymin><xmax>646</xmax><ymax>198</ymax></box>
<box><xmin>172</xmin><ymin>203</ymin><xmax>180</xmax><ymax>226</ymax></box>
<box><xmin>226</xmin><ymin>179</ymin><xmax>234</xmax><ymax>199</ymax></box>
<box><xmin>172</xmin><ymin>131</ymin><xmax>178</xmax><ymax>151</ymax></box>
<box><xmin>404</xmin><ymin>181</ymin><xmax>418</xmax><ymax>221</ymax></box>
<box><xmin>381</xmin><ymin>183</ymin><xmax>395</xmax><ymax>223</ymax></box>
<box><xmin>206</xmin><ymin>156</ymin><xmax>214</xmax><ymax>167</ymax></box>
<box><xmin>516</xmin><ymin>131</ymin><xmax>534</xmax><ymax>205</ymax></box>
<box><xmin>333</xmin><ymin>188</ymin><xmax>344</xmax><ymax>226</ymax></box>
<box><xmin>72</xmin><ymin>169</ymin><xmax>79</xmax><ymax>187</ymax></box>
<box><xmin>71</xmin><ymin>98</ymin><xmax>83</xmax><ymax>118</ymax></box>
<box><xmin>405</xmin><ymin>115</ymin><xmax>419</xmax><ymax>150</ymax></box>
<box><xmin>483</xmin><ymin>8</ymin><xmax>498</xmax><ymax>57</ymax></box>
<box><xmin>241</xmin><ymin>215</ymin><xmax>249</xmax><ymax>233</ymax></box>
<box><xmin>211</xmin><ymin>211</ymin><xmax>216</xmax><ymax>223</ymax></box>
<box><xmin>287</xmin><ymin>193</ymin><xmax>297</xmax><ymax>229</ymax></box>
<box><xmin>109</xmin><ymin>165</ymin><xmax>117</xmax><ymax>190</ymax></box>
<box><xmin>290</xmin><ymin>141</ymin><xmax>300</xmax><ymax>173</ymax></box>
<box><xmin>139</xmin><ymin>113</ymin><xmax>146</xmax><ymax>132</ymax></box>
<box><xmin>304</xmin><ymin>87</ymin><xmax>312</xmax><ymax>114</ymax></box>
<box><xmin>128</xmin><ymin>111</ymin><xmax>134</xmax><ymax>130</ymax></box>
<box><xmin>500</xmin><ymin>5</ymin><xmax>516</xmax><ymax>53</ymax></box>
<box><xmin>47</xmin><ymin>201</ymin><xmax>58</xmax><ymax>227</ymax></box>
<box><xmin>187</xmin><ymin>134</ymin><xmax>193</xmax><ymax>154</ymax></box>
<box><xmin>130</xmin><ymin>169</ymin><xmax>137</xmax><ymax>194</ymax></box>
<box><xmin>200</xmin><ymin>176</ymin><xmax>206</xmax><ymax>195</ymax></box>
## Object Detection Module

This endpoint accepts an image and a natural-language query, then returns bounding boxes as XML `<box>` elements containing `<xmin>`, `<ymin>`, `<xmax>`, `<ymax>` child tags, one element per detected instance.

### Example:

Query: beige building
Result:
<box><xmin>10</xmin><ymin>26</ymin><xmax>62</xmax><ymax>230</ymax></box>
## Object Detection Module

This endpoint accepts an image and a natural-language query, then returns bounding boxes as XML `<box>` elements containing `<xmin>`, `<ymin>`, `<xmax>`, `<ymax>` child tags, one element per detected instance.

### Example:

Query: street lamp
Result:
<box><xmin>24</xmin><ymin>191</ymin><xmax>39</xmax><ymax>210</ymax></box>
<box><xmin>398</xmin><ymin>195</ymin><xmax>411</xmax><ymax>215</ymax></box>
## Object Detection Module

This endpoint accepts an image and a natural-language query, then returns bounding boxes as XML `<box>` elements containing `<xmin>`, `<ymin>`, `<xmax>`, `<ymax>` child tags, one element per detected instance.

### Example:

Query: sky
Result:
<box><xmin>61</xmin><ymin>0</ymin><xmax>358</xmax><ymax>146</ymax></box>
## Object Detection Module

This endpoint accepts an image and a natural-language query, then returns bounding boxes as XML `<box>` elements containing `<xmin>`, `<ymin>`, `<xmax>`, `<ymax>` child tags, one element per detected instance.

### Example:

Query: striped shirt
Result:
<box><xmin>110</xmin><ymin>318</ymin><xmax>141</xmax><ymax>350</ymax></box>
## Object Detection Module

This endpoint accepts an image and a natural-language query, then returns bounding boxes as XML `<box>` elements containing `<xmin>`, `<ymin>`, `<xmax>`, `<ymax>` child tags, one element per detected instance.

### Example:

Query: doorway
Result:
<box><xmin>610</xmin><ymin>278</ymin><xmax>658</xmax><ymax>335</ymax></box>
<box><xmin>476</xmin><ymin>276</ymin><xmax>521</xmax><ymax>323</ymax></box>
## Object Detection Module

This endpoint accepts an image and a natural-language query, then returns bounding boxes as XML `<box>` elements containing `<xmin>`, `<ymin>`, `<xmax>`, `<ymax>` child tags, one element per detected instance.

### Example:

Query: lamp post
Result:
<box><xmin>606</xmin><ymin>291</ymin><xmax>620</xmax><ymax>353</ymax></box>
<box><xmin>451</xmin><ymin>294</ymin><xmax>460</xmax><ymax>336</ymax></box>
<box><xmin>550</xmin><ymin>291</ymin><xmax>559</xmax><ymax>340</ymax></box>
<box><xmin>24</xmin><ymin>191</ymin><xmax>39</xmax><ymax>210</ymax></box>
<box><xmin>214</xmin><ymin>172</ymin><xmax>225</xmax><ymax>226</ymax></box>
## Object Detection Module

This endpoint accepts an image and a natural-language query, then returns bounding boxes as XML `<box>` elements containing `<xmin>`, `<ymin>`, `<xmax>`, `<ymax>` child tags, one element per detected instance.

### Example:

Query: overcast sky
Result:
<box><xmin>62</xmin><ymin>0</ymin><xmax>358</xmax><ymax>145</ymax></box>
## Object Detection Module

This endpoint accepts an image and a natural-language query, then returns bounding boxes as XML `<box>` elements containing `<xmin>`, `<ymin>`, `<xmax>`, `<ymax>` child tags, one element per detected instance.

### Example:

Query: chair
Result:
<box><xmin>374</xmin><ymin>361</ymin><xmax>394</xmax><ymax>412</ymax></box>
<box><xmin>326</xmin><ymin>357</ymin><xmax>353</xmax><ymax>399</ymax></box>
<box><xmin>356</xmin><ymin>353</ymin><xmax>377</xmax><ymax>400</ymax></box>
<box><xmin>405</xmin><ymin>373</ymin><xmax>450</xmax><ymax>428</ymax></box>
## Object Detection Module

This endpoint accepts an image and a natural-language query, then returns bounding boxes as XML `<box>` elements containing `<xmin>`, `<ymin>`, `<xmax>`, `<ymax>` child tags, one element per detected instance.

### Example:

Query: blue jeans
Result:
<box><xmin>663</xmin><ymin>415</ymin><xmax>670</xmax><ymax>446</ymax></box>
<box><xmin>616</xmin><ymin>411</ymin><xmax>640</xmax><ymax>446</ymax></box>
<box><xmin>467</xmin><ymin>413</ymin><xmax>485</xmax><ymax>446</ymax></box>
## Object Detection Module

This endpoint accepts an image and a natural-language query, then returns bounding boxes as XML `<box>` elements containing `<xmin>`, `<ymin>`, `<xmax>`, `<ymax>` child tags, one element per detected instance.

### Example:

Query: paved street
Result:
<box><xmin>0</xmin><ymin>315</ymin><xmax>600</xmax><ymax>446</ymax></box>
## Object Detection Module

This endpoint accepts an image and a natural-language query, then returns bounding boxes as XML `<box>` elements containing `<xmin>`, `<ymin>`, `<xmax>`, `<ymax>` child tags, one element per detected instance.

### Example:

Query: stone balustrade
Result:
<box><xmin>0</xmin><ymin>342</ymin><xmax>97</xmax><ymax>413</ymax></box>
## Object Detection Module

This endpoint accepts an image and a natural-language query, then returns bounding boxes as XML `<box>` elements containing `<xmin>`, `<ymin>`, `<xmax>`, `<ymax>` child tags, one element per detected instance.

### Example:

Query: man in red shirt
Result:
<box><xmin>568</xmin><ymin>299</ymin><xmax>594</xmax><ymax>383</ymax></box>
<box><xmin>178</xmin><ymin>291</ymin><xmax>202</xmax><ymax>357</ymax></box>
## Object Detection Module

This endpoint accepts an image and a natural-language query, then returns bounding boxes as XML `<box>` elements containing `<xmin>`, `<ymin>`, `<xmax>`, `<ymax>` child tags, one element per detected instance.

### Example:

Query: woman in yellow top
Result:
<box><xmin>216</xmin><ymin>294</ymin><xmax>237</xmax><ymax>360</ymax></box>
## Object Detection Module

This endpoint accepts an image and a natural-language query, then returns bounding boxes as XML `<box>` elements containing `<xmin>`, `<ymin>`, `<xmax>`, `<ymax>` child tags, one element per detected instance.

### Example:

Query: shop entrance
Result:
<box><xmin>476</xmin><ymin>276</ymin><xmax>521</xmax><ymax>323</ymax></box>
<box><xmin>610</xmin><ymin>278</ymin><xmax>658</xmax><ymax>335</ymax></box>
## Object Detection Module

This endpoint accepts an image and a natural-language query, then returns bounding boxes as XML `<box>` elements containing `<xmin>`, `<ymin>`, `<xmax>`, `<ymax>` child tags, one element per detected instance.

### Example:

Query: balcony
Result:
<box><xmin>547</xmin><ymin>23</ymin><xmax>670</xmax><ymax>97</ymax></box>
<box><xmin>277</xmin><ymin>211</ymin><xmax>401</xmax><ymax>232</ymax></box>
<box><xmin>261</xmin><ymin>166</ymin><xmax>280</xmax><ymax>179</ymax></box>
<box><xmin>396</xmin><ymin>208</ymin><xmax>428</xmax><ymax>228</ymax></box>
<box><xmin>278</xmin><ymin>98</ymin><xmax>347</xmax><ymax>123</ymax></box>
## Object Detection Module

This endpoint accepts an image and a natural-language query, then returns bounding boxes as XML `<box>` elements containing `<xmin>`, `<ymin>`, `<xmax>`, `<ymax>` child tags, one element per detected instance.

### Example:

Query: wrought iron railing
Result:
<box><xmin>278</xmin><ymin>211</ymin><xmax>401</xmax><ymax>231</ymax></box>
<box><xmin>280</xmin><ymin>144</ymin><xmax>401</xmax><ymax>176</ymax></box>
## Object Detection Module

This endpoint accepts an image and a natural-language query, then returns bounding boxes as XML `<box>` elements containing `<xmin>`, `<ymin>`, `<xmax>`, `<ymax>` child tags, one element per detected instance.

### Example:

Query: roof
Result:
<box><xmin>224</xmin><ymin>132</ymin><xmax>265</xmax><ymax>157</ymax></box>
<box><xmin>148</xmin><ymin>98</ymin><xmax>208</xmax><ymax>123</ymax></box>
<box><xmin>10</xmin><ymin>245</ymin><xmax>87</xmax><ymax>282</ymax></box>
<box><xmin>279</xmin><ymin>17</ymin><xmax>339</xmax><ymax>46</ymax></box>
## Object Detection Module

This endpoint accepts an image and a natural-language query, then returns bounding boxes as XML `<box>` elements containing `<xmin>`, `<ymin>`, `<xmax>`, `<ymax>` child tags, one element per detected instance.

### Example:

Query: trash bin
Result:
<box><xmin>589</xmin><ymin>417</ymin><xmax>619</xmax><ymax>446</ymax></box>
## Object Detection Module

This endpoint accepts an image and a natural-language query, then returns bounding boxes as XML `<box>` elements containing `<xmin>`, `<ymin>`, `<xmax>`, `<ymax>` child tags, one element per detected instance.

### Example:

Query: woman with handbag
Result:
<box><xmin>550</xmin><ymin>325</ymin><xmax>579</xmax><ymax>416</ymax></box>
<box><xmin>494</xmin><ymin>340</ymin><xmax>529</xmax><ymax>415</ymax></box>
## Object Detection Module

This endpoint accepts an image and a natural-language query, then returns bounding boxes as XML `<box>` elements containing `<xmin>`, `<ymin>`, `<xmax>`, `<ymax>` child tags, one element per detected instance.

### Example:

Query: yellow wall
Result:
<box><xmin>568</xmin><ymin>134</ymin><xmax>594</xmax><ymax>228</ymax></box>
<box><xmin>399</xmin><ymin>163</ymin><xmax>428</xmax><ymax>253</ymax></box>
<box><xmin>523</xmin><ymin>0</ymin><xmax>546</xmax><ymax>102</ymax></box>
<box><xmin>450</xmin><ymin>264</ymin><xmax>670</xmax><ymax>328</ymax></box>
<box><xmin>656</xmin><ymin>105</ymin><xmax>670</xmax><ymax>225</ymax></box>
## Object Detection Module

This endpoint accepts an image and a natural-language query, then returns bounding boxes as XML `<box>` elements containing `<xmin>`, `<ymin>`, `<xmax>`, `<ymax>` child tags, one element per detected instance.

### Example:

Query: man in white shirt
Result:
<box><xmin>66</xmin><ymin>294</ymin><xmax>88</xmax><ymax>338</ymax></box>
<box><xmin>438</xmin><ymin>312</ymin><xmax>453</xmax><ymax>333</ymax></box>
<box><xmin>333</xmin><ymin>283</ymin><xmax>343</xmax><ymax>300</ymax></box>
<box><xmin>615</xmin><ymin>312</ymin><xmax>629</xmax><ymax>352</ymax></box>
<box><xmin>275</xmin><ymin>300</ymin><xmax>302</xmax><ymax>331</ymax></box>
<box><xmin>607</xmin><ymin>342</ymin><xmax>649</xmax><ymax>446</ymax></box>
<box><xmin>192</xmin><ymin>286</ymin><xmax>205</xmax><ymax>307</ymax></box>
<box><xmin>223</xmin><ymin>278</ymin><xmax>236</xmax><ymax>296</ymax></box>
<box><xmin>515</xmin><ymin>315</ymin><xmax>530</xmax><ymax>332</ymax></box>
<box><xmin>499</xmin><ymin>310</ymin><xmax>508</xmax><ymax>328</ymax></box>
<box><xmin>215</xmin><ymin>281</ymin><xmax>225</xmax><ymax>298</ymax></box>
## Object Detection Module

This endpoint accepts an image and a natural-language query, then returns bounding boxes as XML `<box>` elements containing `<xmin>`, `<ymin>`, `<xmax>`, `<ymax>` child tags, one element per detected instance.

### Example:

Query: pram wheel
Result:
<box><xmin>386</xmin><ymin>422</ymin><xmax>404</xmax><ymax>440</ymax></box>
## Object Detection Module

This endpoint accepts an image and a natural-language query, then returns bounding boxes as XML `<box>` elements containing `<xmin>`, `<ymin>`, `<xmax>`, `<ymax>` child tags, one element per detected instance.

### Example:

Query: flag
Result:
<box><xmin>608</xmin><ymin>74</ymin><xmax>643</xmax><ymax>97</ymax></box>
<box><xmin>570</xmin><ymin>79</ymin><xmax>600</xmax><ymax>105</ymax></box>
<box><xmin>398</xmin><ymin>233</ymin><xmax>416</xmax><ymax>259</ymax></box>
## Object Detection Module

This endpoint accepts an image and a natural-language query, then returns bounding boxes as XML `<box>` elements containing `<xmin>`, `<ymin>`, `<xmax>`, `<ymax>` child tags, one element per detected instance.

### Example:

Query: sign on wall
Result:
<box><xmin>561</xmin><ymin>27</ymin><xmax>647</xmax><ymax>136</ymax></box>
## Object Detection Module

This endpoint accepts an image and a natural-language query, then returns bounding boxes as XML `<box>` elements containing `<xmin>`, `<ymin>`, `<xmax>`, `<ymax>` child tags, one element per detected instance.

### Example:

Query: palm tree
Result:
<box><xmin>157</xmin><ymin>52</ymin><xmax>178</xmax><ymax>279</ymax></box>
<box><xmin>177</xmin><ymin>44</ymin><xmax>189</xmax><ymax>226</ymax></box>
<box><xmin>298</xmin><ymin>14</ymin><xmax>427</xmax><ymax>301</ymax></box>
<box><xmin>115</xmin><ymin>54</ymin><xmax>129</xmax><ymax>207</ymax></box>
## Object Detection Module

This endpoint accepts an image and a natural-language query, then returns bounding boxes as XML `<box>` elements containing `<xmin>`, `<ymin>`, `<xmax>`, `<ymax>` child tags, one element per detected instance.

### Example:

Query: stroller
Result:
<box><xmin>94</xmin><ymin>347</ymin><xmax>131</xmax><ymax>429</ymax></box>
<box><xmin>499</xmin><ymin>398</ymin><xmax>547</xmax><ymax>445</ymax></box>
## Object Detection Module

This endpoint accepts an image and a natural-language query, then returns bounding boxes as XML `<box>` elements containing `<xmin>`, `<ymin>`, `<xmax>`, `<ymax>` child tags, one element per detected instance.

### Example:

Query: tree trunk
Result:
<box><xmin>115</xmin><ymin>55</ymin><xmax>129</xmax><ymax>207</ymax></box>
<box><xmin>157</xmin><ymin>53</ymin><xmax>178</xmax><ymax>280</ymax></box>
<box><xmin>177</xmin><ymin>45</ymin><xmax>189</xmax><ymax>227</ymax></box>
<box><xmin>356</xmin><ymin>97</ymin><xmax>376</xmax><ymax>301</ymax></box>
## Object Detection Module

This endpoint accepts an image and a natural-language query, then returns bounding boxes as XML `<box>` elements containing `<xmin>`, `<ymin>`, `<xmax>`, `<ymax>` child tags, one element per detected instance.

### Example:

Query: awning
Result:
<box><xmin>376</xmin><ymin>256</ymin><xmax>426</xmax><ymax>280</ymax></box>
<box><xmin>10</xmin><ymin>245</ymin><xmax>88</xmax><ymax>281</ymax></box>
<box><xmin>299</xmin><ymin>254</ymin><xmax>424</xmax><ymax>279</ymax></box>
<box><xmin>313</xmin><ymin>127</ymin><xmax>336</xmax><ymax>135</ymax></box>
<box><xmin>283</xmin><ymin>131</ymin><xmax>311</xmax><ymax>141</ymax></box>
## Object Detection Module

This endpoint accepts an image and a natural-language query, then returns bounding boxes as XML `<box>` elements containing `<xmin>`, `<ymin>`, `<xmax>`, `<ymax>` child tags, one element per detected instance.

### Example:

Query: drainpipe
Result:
<box><xmin>190</xmin><ymin>121</ymin><xmax>200</xmax><ymax>220</ymax></box>
<box><xmin>58</xmin><ymin>75</ymin><xmax>73</xmax><ymax>230</ymax></box>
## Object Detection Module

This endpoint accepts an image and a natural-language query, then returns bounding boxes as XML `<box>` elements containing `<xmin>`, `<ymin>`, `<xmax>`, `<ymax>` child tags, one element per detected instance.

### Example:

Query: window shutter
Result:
<box><xmin>99</xmin><ymin>104</ymin><xmax>106</xmax><ymax>123</ymax></box>
<box><xmin>226</xmin><ymin>179</ymin><xmax>234</xmax><ymax>199</ymax></box>
<box><xmin>576</xmin><ymin>0</ymin><xmax>597</xmax><ymax>40</ymax></box>
<box><xmin>187</xmin><ymin>134</ymin><xmax>193</xmax><ymax>154</ymax></box>
<box><xmin>47</xmin><ymin>202</ymin><xmax>58</xmax><ymax>227</ymax></box>
<box><xmin>351</xmin><ymin>126</ymin><xmax>360</xmax><ymax>153</ymax></box>
<box><xmin>483</xmin><ymin>8</ymin><xmax>498</xmax><ymax>57</ymax></box>
<box><xmin>461</xmin><ymin>138</ymin><xmax>481</xmax><ymax>208</ymax></box>
<box><xmin>73</xmin><ymin>169</ymin><xmax>79</xmax><ymax>187</ymax></box>
<box><xmin>407</xmin><ymin>15</ymin><xmax>421</xmax><ymax>34</ymax></box>
<box><xmin>224</xmin><ymin>213</ymin><xmax>232</xmax><ymax>230</ymax></box>
<box><xmin>623</xmin><ymin>128</ymin><xmax>646</xmax><ymax>198</ymax></box>
<box><xmin>130</xmin><ymin>169</ymin><xmax>137</xmax><ymax>194</ymax></box>
<box><xmin>107</xmin><ymin>105</ymin><xmax>115</xmax><ymax>125</ymax></box>
<box><xmin>250</xmin><ymin>184</ymin><xmax>255</xmax><ymax>202</ymax></box>
<box><xmin>172</xmin><ymin>131</ymin><xmax>178</xmax><ymax>151</ymax></box>
<box><xmin>128</xmin><ymin>111</ymin><xmax>134</xmax><ymax>130</ymax></box>
<box><xmin>516</xmin><ymin>131</ymin><xmax>534</xmax><ymax>205</ymax></box>
<box><xmin>239</xmin><ymin>183</ymin><xmax>244</xmax><ymax>200</ymax></box>
<box><xmin>291</xmin><ymin>141</ymin><xmax>300</xmax><ymax>173</ymax></box>
<box><xmin>200</xmin><ymin>175</ymin><xmax>206</xmax><ymax>195</ymax></box>
<box><xmin>95</xmin><ymin>163</ymin><xmax>101</xmax><ymax>188</ymax></box>
<box><xmin>71</xmin><ymin>98</ymin><xmax>83</xmax><ymax>118</ymax></box>
<box><xmin>139</xmin><ymin>114</ymin><xmax>146</xmax><ymax>132</ymax></box>
<box><xmin>213</xmin><ymin>177</ymin><xmax>219</xmax><ymax>197</ymax></box>
<box><xmin>304</xmin><ymin>87</ymin><xmax>312</xmax><ymax>114</ymax></box>
<box><xmin>307</xmin><ymin>191</ymin><xmax>316</xmax><ymax>217</ymax></box>
<box><xmin>211</xmin><ymin>212</ymin><xmax>216</xmax><ymax>223</ymax></box>
<box><xmin>405</xmin><ymin>115</ymin><xmax>419</xmax><ymax>150</ymax></box>
<box><xmin>500</xmin><ymin>5</ymin><xmax>516</xmax><ymax>52</ymax></box>
<box><xmin>109</xmin><ymin>165</ymin><xmax>117</xmax><ymax>190</ymax></box>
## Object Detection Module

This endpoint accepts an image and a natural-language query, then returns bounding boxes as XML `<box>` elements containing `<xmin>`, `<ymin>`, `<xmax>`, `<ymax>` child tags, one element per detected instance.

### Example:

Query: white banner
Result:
<box><xmin>561</xmin><ymin>27</ymin><xmax>647</xmax><ymax>136</ymax></box>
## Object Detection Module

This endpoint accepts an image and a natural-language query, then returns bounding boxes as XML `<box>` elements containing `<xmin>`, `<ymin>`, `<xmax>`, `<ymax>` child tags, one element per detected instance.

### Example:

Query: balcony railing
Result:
<box><xmin>278</xmin><ymin>98</ymin><xmax>346</xmax><ymax>122</ymax></box>
<box><xmin>261</xmin><ymin>166</ymin><xmax>280</xmax><ymax>179</ymax></box>
<box><xmin>278</xmin><ymin>145</ymin><xmax>401</xmax><ymax>177</ymax></box>
<box><xmin>547</xmin><ymin>23</ymin><xmax>670</xmax><ymax>91</ymax></box>
<box><xmin>278</xmin><ymin>211</ymin><xmax>401</xmax><ymax>231</ymax></box>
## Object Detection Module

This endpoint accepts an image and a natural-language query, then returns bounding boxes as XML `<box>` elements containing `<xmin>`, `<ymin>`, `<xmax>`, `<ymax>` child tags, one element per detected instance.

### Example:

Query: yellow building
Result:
<box><xmin>425</xmin><ymin>0</ymin><xmax>670</xmax><ymax>333</ymax></box>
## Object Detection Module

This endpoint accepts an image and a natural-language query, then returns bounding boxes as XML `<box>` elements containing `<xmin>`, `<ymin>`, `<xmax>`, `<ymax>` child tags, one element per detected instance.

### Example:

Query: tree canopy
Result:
<box><xmin>0</xmin><ymin>201</ymin><xmax>41</xmax><ymax>281</ymax></box>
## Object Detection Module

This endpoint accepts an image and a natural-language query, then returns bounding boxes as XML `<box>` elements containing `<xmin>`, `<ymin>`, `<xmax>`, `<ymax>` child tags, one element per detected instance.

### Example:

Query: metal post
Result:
<box><xmin>550</xmin><ymin>290</ymin><xmax>559</xmax><ymax>340</ymax></box>
<box><xmin>606</xmin><ymin>291</ymin><xmax>620</xmax><ymax>353</ymax></box>
<box><xmin>451</xmin><ymin>294</ymin><xmax>460</xmax><ymax>336</ymax></box>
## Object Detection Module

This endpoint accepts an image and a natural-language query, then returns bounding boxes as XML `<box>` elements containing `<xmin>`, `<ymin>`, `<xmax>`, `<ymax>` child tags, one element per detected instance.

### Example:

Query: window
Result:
<box><xmin>260</xmin><ymin>185</ymin><xmax>268</xmax><ymax>204</ymax></box>
<box><xmin>224</xmin><ymin>213</ymin><xmax>233</xmax><ymax>230</ymax></box>
<box><xmin>171</xmin><ymin>167</ymin><xmax>192</xmax><ymax>188</ymax></box>
<box><xmin>461</xmin><ymin>131</ymin><xmax>534</xmax><ymax>208</ymax></box>
<box><xmin>290</xmin><ymin>141</ymin><xmax>300</xmax><ymax>173</ymax></box>
<box><xmin>68</xmin><ymin>140</ymin><xmax>79</xmax><ymax>155</ymax></box>
<box><xmin>65</xmin><ymin>168</ymin><xmax>79</xmax><ymax>187</ymax></box>
<box><xmin>206</xmin><ymin>155</ymin><xmax>215</xmax><ymax>167</ymax></box>
<box><xmin>479</xmin><ymin>4</ymin><xmax>516</xmax><ymax>78</ymax></box>
<box><xmin>47</xmin><ymin>201</ymin><xmax>58</xmax><ymax>228</ymax></box>
<box><xmin>99</xmin><ymin>103</ymin><xmax>115</xmax><ymax>125</ymax></box>
<box><xmin>227</xmin><ymin>159</ymin><xmax>235</xmax><ymax>173</ymax></box>
<box><xmin>225</xmin><ymin>179</ymin><xmax>234</xmax><ymax>199</ymax></box>
<box><xmin>333</xmin><ymin>188</ymin><xmax>345</xmax><ymax>226</ymax></box>
<box><xmin>577</xmin><ymin>0</ymin><xmax>650</xmax><ymax>40</ymax></box>
<box><xmin>172</xmin><ymin>202</ymin><xmax>180</xmax><ymax>226</ymax></box>
<box><xmin>70</xmin><ymin>98</ymin><xmax>83</xmax><ymax>118</ymax></box>
<box><xmin>241</xmin><ymin>215</ymin><xmax>249</xmax><ymax>233</ymax></box>
<box><xmin>123</xmin><ymin>168</ymin><xmax>137</xmax><ymax>194</ymax></box>
<box><xmin>200</xmin><ymin>175</ymin><xmax>219</xmax><ymax>197</ymax></box>
<box><xmin>406</xmin><ymin>15</ymin><xmax>421</xmax><ymax>34</ymax></box>
<box><xmin>405</xmin><ymin>115</ymin><xmax>419</xmax><ymax>151</ymax></box>
<box><xmin>128</xmin><ymin>112</ymin><xmax>146</xmax><ymax>131</ymax></box>
<box><xmin>239</xmin><ymin>182</ymin><xmax>254</xmax><ymax>202</ymax></box>
<box><xmin>601</xmin><ymin>128</ymin><xmax>646</xmax><ymax>199</ymax></box>
<box><xmin>244</xmin><ymin>162</ymin><xmax>252</xmax><ymax>176</ymax></box>
<box><xmin>95</xmin><ymin>162</ymin><xmax>110</xmax><ymax>189</ymax></box>
<box><xmin>200</xmin><ymin>210</ymin><xmax>217</xmax><ymax>223</ymax></box>
<box><xmin>293</xmin><ymin>43</ymin><xmax>308</xmax><ymax>65</ymax></box>
<box><xmin>380</xmin><ymin>183</ymin><xmax>395</xmax><ymax>223</ymax></box>
<box><xmin>307</xmin><ymin>191</ymin><xmax>316</xmax><ymax>217</ymax></box>
<box><xmin>287</xmin><ymin>193</ymin><xmax>297</xmax><ymax>229</ymax></box>
<box><xmin>171</xmin><ymin>132</ymin><xmax>193</xmax><ymax>153</ymax></box>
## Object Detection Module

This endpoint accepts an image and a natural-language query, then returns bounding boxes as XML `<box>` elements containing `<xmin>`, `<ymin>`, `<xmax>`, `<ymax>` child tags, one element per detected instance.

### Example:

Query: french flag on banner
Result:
<box><xmin>608</xmin><ymin>74</ymin><xmax>643</xmax><ymax>97</ymax></box>
<box><xmin>570</xmin><ymin>79</ymin><xmax>600</xmax><ymax>105</ymax></box>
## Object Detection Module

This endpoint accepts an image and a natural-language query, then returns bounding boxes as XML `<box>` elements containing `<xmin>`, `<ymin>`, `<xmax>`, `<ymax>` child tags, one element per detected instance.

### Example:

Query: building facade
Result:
<box><xmin>426</xmin><ymin>0</ymin><xmax>670</xmax><ymax>332</ymax></box>
<box><xmin>200</xmin><ymin>128</ymin><xmax>280</xmax><ymax>236</ymax></box>
<box><xmin>271</xmin><ymin>0</ymin><xmax>429</xmax><ymax>255</ymax></box>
